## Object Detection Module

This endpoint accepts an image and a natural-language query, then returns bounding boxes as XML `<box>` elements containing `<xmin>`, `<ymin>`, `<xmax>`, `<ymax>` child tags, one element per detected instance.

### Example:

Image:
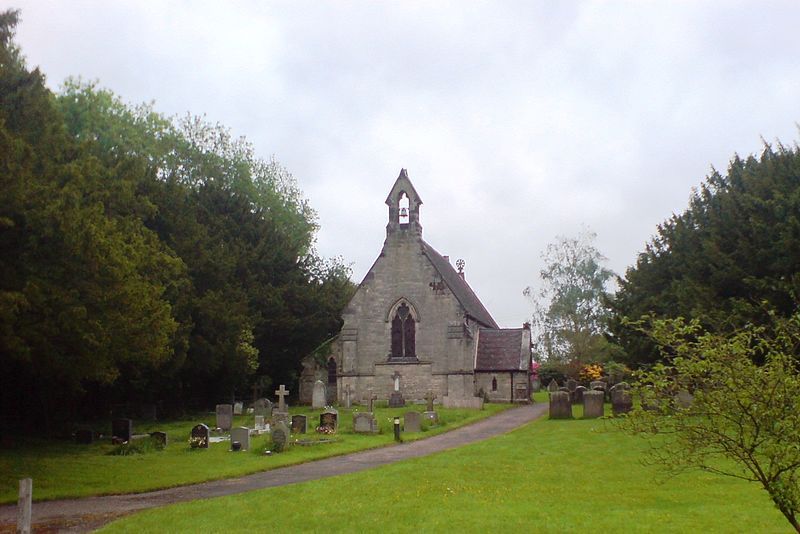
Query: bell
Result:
<box><xmin>400</xmin><ymin>207</ymin><xmax>408</xmax><ymax>218</ymax></box>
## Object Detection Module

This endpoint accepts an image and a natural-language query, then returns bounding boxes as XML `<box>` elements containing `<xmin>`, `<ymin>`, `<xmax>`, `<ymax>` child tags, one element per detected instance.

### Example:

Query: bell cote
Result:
<box><xmin>385</xmin><ymin>169</ymin><xmax>423</xmax><ymax>236</ymax></box>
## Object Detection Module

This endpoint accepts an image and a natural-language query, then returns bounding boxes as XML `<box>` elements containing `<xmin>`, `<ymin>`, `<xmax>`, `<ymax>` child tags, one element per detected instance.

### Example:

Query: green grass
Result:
<box><xmin>0</xmin><ymin>403</ymin><xmax>510</xmax><ymax>504</ymax></box>
<box><xmin>102</xmin><ymin>405</ymin><xmax>788</xmax><ymax>533</ymax></box>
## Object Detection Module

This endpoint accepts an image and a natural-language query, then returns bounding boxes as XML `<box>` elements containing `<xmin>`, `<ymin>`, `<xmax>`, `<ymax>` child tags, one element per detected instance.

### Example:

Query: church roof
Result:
<box><xmin>421</xmin><ymin>240</ymin><xmax>499</xmax><ymax>329</ymax></box>
<box><xmin>475</xmin><ymin>328</ymin><xmax>530</xmax><ymax>371</ymax></box>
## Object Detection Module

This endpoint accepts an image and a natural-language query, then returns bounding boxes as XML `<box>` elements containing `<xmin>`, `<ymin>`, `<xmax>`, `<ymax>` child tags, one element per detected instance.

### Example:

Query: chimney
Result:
<box><xmin>523</xmin><ymin>322</ymin><xmax>531</xmax><ymax>330</ymax></box>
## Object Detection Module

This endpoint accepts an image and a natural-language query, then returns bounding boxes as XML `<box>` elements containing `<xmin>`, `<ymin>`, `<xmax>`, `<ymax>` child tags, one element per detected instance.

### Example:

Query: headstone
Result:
<box><xmin>272</xmin><ymin>412</ymin><xmax>289</xmax><ymax>425</ymax></box>
<box><xmin>547</xmin><ymin>379</ymin><xmax>560</xmax><ymax>392</ymax></box>
<box><xmin>318</xmin><ymin>407</ymin><xmax>338</xmax><ymax>433</ymax></box>
<box><xmin>150</xmin><ymin>431</ymin><xmax>168</xmax><ymax>448</ymax></box>
<box><xmin>112</xmin><ymin>418</ymin><xmax>132</xmax><ymax>442</ymax></box>
<box><xmin>404</xmin><ymin>411</ymin><xmax>421</xmax><ymax>432</ymax></box>
<box><xmin>254</xmin><ymin>415</ymin><xmax>266</xmax><ymax>431</ymax></box>
<box><xmin>254</xmin><ymin>398</ymin><xmax>273</xmax><ymax>418</ymax></box>
<box><xmin>271</xmin><ymin>421</ymin><xmax>290</xmax><ymax>452</ymax></box>
<box><xmin>611</xmin><ymin>381</ymin><xmax>631</xmax><ymax>391</ymax></box>
<box><xmin>216</xmin><ymin>404</ymin><xmax>233</xmax><ymax>431</ymax></box>
<box><xmin>343</xmin><ymin>384</ymin><xmax>352</xmax><ymax>409</ymax></box>
<box><xmin>353</xmin><ymin>412</ymin><xmax>378</xmax><ymax>433</ymax></box>
<box><xmin>675</xmin><ymin>390</ymin><xmax>694</xmax><ymax>409</ymax></box>
<box><xmin>230</xmin><ymin>426</ymin><xmax>251</xmax><ymax>451</ymax></box>
<box><xmin>583</xmin><ymin>390</ymin><xmax>605</xmax><ymax>418</ymax></box>
<box><xmin>572</xmin><ymin>385</ymin><xmax>587</xmax><ymax>405</ymax></box>
<box><xmin>548</xmin><ymin>391</ymin><xmax>572</xmax><ymax>419</ymax></box>
<box><xmin>389</xmin><ymin>392</ymin><xmax>405</xmax><ymax>408</ymax></box>
<box><xmin>233</xmin><ymin>402</ymin><xmax>243</xmax><ymax>415</ymax></box>
<box><xmin>611</xmin><ymin>388</ymin><xmax>633</xmax><ymax>415</ymax></box>
<box><xmin>366</xmin><ymin>390</ymin><xmax>378</xmax><ymax>413</ymax></box>
<box><xmin>75</xmin><ymin>429</ymin><xmax>93</xmax><ymax>445</ymax></box>
<box><xmin>190</xmin><ymin>423</ymin><xmax>210</xmax><ymax>449</ymax></box>
<box><xmin>424</xmin><ymin>391</ymin><xmax>438</xmax><ymax>423</ymax></box>
<box><xmin>425</xmin><ymin>391</ymin><xmax>437</xmax><ymax>412</ymax></box>
<box><xmin>291</xmin><ymin>414</ymin><xmax>308</xmax><ymax>434</ymax></box>
<box><xmin>589</xmin><ymin>380</ymin><xmax>606</xmax><ymax>391</ymax></box>
<box><xmin>566</xmin><ymin>378</ymin><xmax>578</xmax><ymax>392</ymax></box>
<box><xmin>274</xmin><ymin>385</ymin><xmax>290</xmax><ymax>413</ymax></box>
<box><xmin>312</xmin><ymin>380</ymin><xmax>327</xmax><ymax>409</ymax></box>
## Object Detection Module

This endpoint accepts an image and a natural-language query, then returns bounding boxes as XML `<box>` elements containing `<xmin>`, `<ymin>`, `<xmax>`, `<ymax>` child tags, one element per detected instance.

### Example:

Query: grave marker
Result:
<box><xmin>353</xmin><ymin>411</ymin><xmax>378</xmax><ymax>433</ymax></box>
<box><xmin>271</xmin><ymin>421</ymin><xmax>290</xmax><ymax>452</ymax></box>
<box><xmin>312</xmin><ymin>380</ymin><xmax>326</xmax><ymax>409</ymax></box>
<box><xmin>216</xmin><ymin>404</ymin><xmax>233</xmax><ymax>431</ymax></box>
<box><xmin>404</xmin><ymin>411</ymin><xmax>421</xmax><ymax>432</ymax></box>
<box><xmin>112</xmin><ymin>418</ymin><xmax>132</xmax><ymax>443</ymax></box>
<box><xmin>230</xmin><ymin>427</ymin><xmax>251</xmax><ymax>451</ymax></box>
<box><xmin>547</xmin><ymin>379</ymin><xmax>560</xmax><ymax>392</ymax></box>
<box><xmin>549</xmin><ymin>391</ymin><xmax>572</xmax><ymax>419</ymax></box>
<box><xmin>291</xmin><ymin>414</ymin><xmax>308</xmax><ymax>434</ymax></box>
<box><xmin>190</xmin><ymin>423</ymin><xmax>209</xmax><ymax>449</ymax></box>
<box><xmin>583</xmin><ymin>390</ymin><xmax>604</xmax><ymax>418</ymax></box>
<box><xmin>318</xmin><ymin>407</ymin><xmax>338</xmax><ymax>433</ymax></box>
<box><xmin>233</xmin><ymin>402</ymin><xmax>243</xmax><ymax>415</ymax></box>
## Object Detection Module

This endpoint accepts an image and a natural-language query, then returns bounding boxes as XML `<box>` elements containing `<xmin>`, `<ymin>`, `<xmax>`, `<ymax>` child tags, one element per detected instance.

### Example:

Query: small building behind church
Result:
<box><xmin>300</xmin><ymin>170</ymin><xmax>531</xmax><ymax>407</ymax></box>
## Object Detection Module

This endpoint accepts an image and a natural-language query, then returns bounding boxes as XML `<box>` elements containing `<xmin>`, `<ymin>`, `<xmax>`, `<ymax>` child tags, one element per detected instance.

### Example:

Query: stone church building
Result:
<box><xmin>300</xmin><ymin>170</ymin><xmax>531</xmax><ymax>408</ymax></box>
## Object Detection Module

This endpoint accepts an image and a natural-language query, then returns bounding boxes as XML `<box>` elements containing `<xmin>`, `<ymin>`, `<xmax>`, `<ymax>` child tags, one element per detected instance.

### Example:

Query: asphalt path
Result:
<box><xmin>0</xmin><ymin>402</ymin><xmax>547</xmax><ymax>533</ymax></box>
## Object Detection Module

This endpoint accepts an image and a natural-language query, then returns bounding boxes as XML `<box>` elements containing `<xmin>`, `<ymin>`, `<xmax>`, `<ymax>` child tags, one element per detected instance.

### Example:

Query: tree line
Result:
<box><xmin>0</xmin><ymin>10</ymin><xmax>353</xmax><ymax>431</ymax></box>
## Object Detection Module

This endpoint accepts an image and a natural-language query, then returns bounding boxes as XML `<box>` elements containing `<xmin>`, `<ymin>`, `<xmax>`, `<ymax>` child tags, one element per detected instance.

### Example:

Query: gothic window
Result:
<box><xmin>390</xmin><ymin>302</ymin><xmax>416</xmax><ymax>359</ymax></box>
<box><xmin>327</xmin><ymin>357</ymin><xmax>337</xmax><ymax>385</ymax></box>
<box><xmin>492</xmin><ymin>376</ymin><xmax>498</xmax><ymax>391</ymax></box>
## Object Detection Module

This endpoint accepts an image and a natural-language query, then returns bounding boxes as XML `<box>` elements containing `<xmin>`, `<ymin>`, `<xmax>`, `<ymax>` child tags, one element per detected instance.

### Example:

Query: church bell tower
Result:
<box><xmin>385</xmin><ymin>168</ymin><xmax>423</xmax><ymax>237</ymax></box>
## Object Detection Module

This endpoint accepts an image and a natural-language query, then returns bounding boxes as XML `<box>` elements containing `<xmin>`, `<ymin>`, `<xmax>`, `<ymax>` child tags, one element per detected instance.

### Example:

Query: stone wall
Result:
<box><xmin>475</xmin><ymin>371</ymin><xmax>530</xmax><ymax>403</ymax></box>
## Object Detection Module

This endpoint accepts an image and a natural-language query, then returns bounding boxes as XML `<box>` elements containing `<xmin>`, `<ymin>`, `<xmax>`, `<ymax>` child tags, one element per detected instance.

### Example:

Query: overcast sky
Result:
<box><xmin>13</xmin><ymin>1</ymin><xmax>800</xmax><ymax>327</ymax></box>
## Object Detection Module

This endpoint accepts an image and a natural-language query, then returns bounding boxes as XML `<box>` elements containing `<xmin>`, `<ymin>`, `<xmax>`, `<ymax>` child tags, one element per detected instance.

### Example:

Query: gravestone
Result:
<box><xmin>233</xmin><ymin>402</ymin><xmax>243</xmax><ymax>415</ymax></box>
<box><xmin>548</xmin><ymin>391</ymin><xmax>572</xmax><ymax>419</ymax></box>
<box><xmin>271</xmin><ymin>421</ymin><xmax>290</xmax><ymax>452</ymax></box>
<box><xmin>274</xmin><ymin>385</ymin><xmax>290</xmax><ymax>414</ymax></box>
<box><xmin>589</xmin><ymin>380</ymin><xmax>606</xmax><ymax>391</ymax></box>
<box><xmin>675</xmin><ymin>390</ymin><xmax>694</xmax><ymax>409</ymax></box>
<box><xmin>318</xmin><ymin>407</ymin><xmax>338</xmax><ymax>433</ymax></box>
<box><xmin>353</xmin><ymin>412</ymin><xmax>378</xmax><ymax>433</ymax></box>
<box><xmin>389</xmin><ymin>371</ymin><xmax>405</xmax><ymax>407</ymax></box>
<box><xmin>566</xmin><ymin>378</ymin><xmax>578</xmax><ymax>392</ymax></box>
<box><xmin>149</xmin><ymin>431</ymin><xmax>168</xmax><ymax>449</ymax></box>
<box><xmin>424</xmin><ymin>391</ymin><xmax>439</xmax><ymax>423</ymax></box>
<box><xmin>254</xmin><ymin>398</ymin><xmax>273</xmax><ymax>418</ymax></box>
<box><xmin>343</xmin><ymin>384</ymin><xmax>352</xmax><ymax>409</ymax></box>
<box><xmin>216</xmin><ymin>404</ymin><xmax>233</xmax><ymax>431</ymax></box>
<box><xmin>112</xmin><ymin>418</ymin><xmax>132</xmax><ymax>442</ymax></box>
<box><xmin>230</xmin><ymin>426</ymin><xmax>251</xmax><ymax>451</ymax></box>
<box><xmin>547</xmin><ymin>379</ymin><xmax>560</xmax><ymax>392</ymax></box>
<box><xmin>611</xmin><ymin>388</ymin><xmax>633</xmax><ymax>415</ymax></box>
<box><xmin>366</xmin><ymin>390</ymin><xmax>378</xmax><ymax>413</ymax></box>
<box><xmin>291</xmin><ymin>414</ymin><xmax>308</xmax><ymax>434</ymax></box>
<box><xmin>190</xmin><ymin>423</ymin><xmax>210</xmax><ymax>449</ymax></box>
<box><xmin>583</xmin><ymin>390</ymin><xmax>605</xmax><ymax>418</ymax></box>
<box><xmin>611</xmin><ymin>381</ymin><xmax>631</xmax><ymax>391</ymax></box>
<box><xmin>312</xmin><ymin>380</ymin><xmax>327</xmax><ymax>409</ymax></box>
<box><xmin>404</xmin><ymin>411</ymin><xmax>422</xmax><ymax>432</ymax></box>
<box><xmin>75</xmin><ymin>429</ymin><xmax>93</xmax><ymax>445</ymax></box>
<box><xmin>254</xmin><ymin>415</ymin><xmax>266</xmax><ymax>431</ymax></box>
<box><xmin>572</xmin><ymin>385</ymin><xmax>587</xmax><ymax>405</ymax></box>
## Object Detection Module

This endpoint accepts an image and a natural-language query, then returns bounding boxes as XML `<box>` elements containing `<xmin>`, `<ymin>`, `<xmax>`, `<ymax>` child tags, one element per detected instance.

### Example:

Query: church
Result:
<box><xmin>300</xmin><ymin>170</ymin><xmax>531</xmax><ymax>408</ymax></box>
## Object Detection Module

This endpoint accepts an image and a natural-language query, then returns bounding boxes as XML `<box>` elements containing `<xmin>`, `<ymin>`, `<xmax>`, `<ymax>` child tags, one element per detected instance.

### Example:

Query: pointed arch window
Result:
<box><xmin>390</xmin><ymin>303</ymin><xmax>416</xmax><ymax>360</ymax></box>
<box><xmin>327</xmin><ymin>357</ymin><xmax>337</xmax><ymax>385</ymax></box>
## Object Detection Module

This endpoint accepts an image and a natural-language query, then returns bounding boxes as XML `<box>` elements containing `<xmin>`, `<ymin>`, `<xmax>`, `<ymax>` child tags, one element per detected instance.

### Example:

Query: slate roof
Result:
<box><xmin>421</xmin><ymin>240</ymin><xmax>499</xmax><ymax>329</ymax></box>
<box><xmin>475</xmin><ymin>328</ymin><xmax>529</xmax><ymax>371</ymax></box>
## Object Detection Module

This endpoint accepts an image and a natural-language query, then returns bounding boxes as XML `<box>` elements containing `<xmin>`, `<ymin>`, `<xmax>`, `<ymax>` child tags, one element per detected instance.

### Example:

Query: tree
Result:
<box><xmin>524</xmin><ymin>229</ymin><xmax>617</xmax><ymax>363</ymax></box>
<box><xmin>622</xmin><ymin>314</ymin><xmax>800</xmax><ymax>532</ymax></box>
<box><xmin>609</xmin><ymin>144</ymin><xmax>800</xmax><ymax>366</ymax></box>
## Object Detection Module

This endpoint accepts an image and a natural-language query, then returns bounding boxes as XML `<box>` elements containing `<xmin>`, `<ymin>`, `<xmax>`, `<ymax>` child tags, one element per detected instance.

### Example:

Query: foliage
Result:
<box><xmin>622</xmin><ymin>314</ymin><xmax>800</xmax><ymax>532</ymax></box>
<box><xmin>579</xmin><ymin>363</ymin><xmax>603</xmax><ymax>382</ymax></box>
<box><xmin>536</xmin><ymin>361</ymin><xmax>565</xmax><ymax>386</ymax></box>
<box><xmin>524</xmin><ymin>228</ymin><xmax>616</xmax><ymax>363</ymax></box>
<box><xmin>0</xmin><ymin>11</ymin><xmax>354</xmax><ymax>430</ymax></box>
<box><xmin>609</xmin><ymin>144</ymin><xmax>800</xmax><ymax>365</ymax></box>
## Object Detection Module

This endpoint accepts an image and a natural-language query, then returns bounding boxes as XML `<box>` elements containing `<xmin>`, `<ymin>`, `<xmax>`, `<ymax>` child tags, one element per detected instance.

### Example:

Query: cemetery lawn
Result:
<box><xmin>103</xmin><ymin>402</ymin><xmax>788</xmax><ymax>533</ymax></box>
<box><xmin>0</xmin><ymin>404</ymin><xmax>510</xmax><ymax>504</ymax></box>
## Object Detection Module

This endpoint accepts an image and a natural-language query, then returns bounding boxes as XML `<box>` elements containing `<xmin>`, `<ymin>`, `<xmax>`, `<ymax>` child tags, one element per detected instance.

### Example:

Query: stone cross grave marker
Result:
<box><xmin>190</xmin><ymin>423</ymin><xmax>209</xmax><ymax>448</ymax></box>
<box><xmin>425</xmin><ymin>391</ymin><xmax>436</xmax><ymax>412</ymax></box>
<box><xmin>367</xmin><ymin>390</ymin><xmax>378</xmax><ymax>413</ymax></box>
<box><xmin>275</xmin><ymin>385</ymin><xmax>290</xmax><ymax>413</ymax></box>
<box><xmin>291</xmin><ymin>414</ymin><xmax>308</xmax><ymax>434</ymax></box>
<box><xmin>343</xmin><ymin>384</ymin><xmax>352</xmax><ymax>409</ymax></box>
<box><xmin>216</xmin><ymin>404</ymin><xmax>233</xmax><ymax>431</ymax></box>
<box><xmin>230</xmin><ymin>426</ymin><xmax>250</xmax><ymax>451</ymax></box>
<box><xmin>404</xmin><ymin>411</ymin><xmax>421</xmax><ymax>432</ymax></box>
<box><xmin>312</xmin><ymin>380</ymin><xmax>326</xmax><ymax>409</ymax></box>
<box><xmin>271</xmin><ymin>421</ymin><xmax>290</xmax><ymax>452</ymax></box>
<box><xmin>112</xmin><ymin>418</ymin><xmax>132</xmax><ymax>443</ymax></box>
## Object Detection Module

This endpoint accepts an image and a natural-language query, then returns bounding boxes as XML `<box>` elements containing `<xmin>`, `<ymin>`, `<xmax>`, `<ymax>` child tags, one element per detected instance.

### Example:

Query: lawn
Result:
<box><xmin>0</xmin><ymin>403</ymin><xmax>511</xmax><ymax>504</ymax></box>
<box><xmin>102</xmin><ymin>400</ymin><xmax>788</xmax><ymax>533</ymax></box>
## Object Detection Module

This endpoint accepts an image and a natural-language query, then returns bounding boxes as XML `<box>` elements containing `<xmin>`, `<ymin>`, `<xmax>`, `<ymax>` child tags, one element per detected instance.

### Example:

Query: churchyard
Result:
<box><xmin>0</xmin><ymin>394</ymin><xmax>509</xmax><ymax>504</ymax></box>
<box><xmin>99</xmin><ymin>391</ymin><xmax>787</xmax><ymax>532</ymax></box>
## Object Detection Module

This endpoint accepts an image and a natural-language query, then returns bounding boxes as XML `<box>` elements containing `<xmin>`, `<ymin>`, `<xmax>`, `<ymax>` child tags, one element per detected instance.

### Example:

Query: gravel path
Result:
<box><xmin>0</xmin><ymin>402</ymin><xmax>547</xmax><ymax>533</ymax></box>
